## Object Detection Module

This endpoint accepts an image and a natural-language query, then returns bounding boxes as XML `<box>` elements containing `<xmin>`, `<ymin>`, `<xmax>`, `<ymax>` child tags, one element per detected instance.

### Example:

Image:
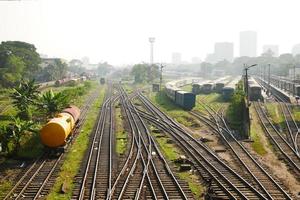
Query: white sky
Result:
<box><xmin>0</xmin><ymin>0</ymin><xmax>300</xmax><ymax>65</ymax></box>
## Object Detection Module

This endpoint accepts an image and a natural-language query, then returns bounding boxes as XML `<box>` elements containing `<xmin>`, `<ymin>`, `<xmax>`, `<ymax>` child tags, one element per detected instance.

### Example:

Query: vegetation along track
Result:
<box><xmin>1</xmin><ymin>88</ymin><xmax>101</xmax><ymax>200</ymax></box>
<box><xmin>274</xmin><ymin>94</ymin><xmax>300</xmax><ymax>155</ymax></box>
<box><xmin>72</xmin><ymin>84</ymin><xmax>118</xmax><ymax>199</ymax></box>
<box><xmin>136</xmin><ymin>92</ymin><xmax>267</xmax><ymax>199</ymax></box>
<box><xmin>253</xmin><ymin>101</ymin><xmax>300</xmax><ymax>178</ymax></box>
<box><xmin>110</xmin><ymin>87</ymin><xmax>192</xmax><ymax>199</ymax></box>
<box><xmin>190</xmin><ymin>101</ymin><xmax>293</xmax><ymax>199</ymax></box>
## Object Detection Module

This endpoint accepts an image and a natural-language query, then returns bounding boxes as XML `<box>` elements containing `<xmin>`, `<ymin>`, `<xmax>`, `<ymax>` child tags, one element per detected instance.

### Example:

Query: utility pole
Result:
<box><xmin>293</xmin><ymin>65</ymin><xmax>296</xmax><ymax>96</ymax></box>
<box><xmin>268</xmin><ymin>64</ymin><xmax>271</xmax><ymax>96</ymax></box>
<box><xmin>160</xmin><ymin>64</ymin><xmax>164</xmax><ymax>90</ymax></box>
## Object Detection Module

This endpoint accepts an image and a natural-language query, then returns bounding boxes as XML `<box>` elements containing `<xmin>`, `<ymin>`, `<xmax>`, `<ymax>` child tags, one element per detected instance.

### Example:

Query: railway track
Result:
<box><xmin>191</xmin><ymin>101</ymin><xmax>293</xmax><ymax>199</ymax></box>
<box><xmin>112</xmin><ymin>87</ymin><xmax>192</xmax><ymax>199</ymax></box>
<box><xmin>272</xmin><ymin>94</ymin><xmax>300</xmax><ymax>155</ymax></box>
<box><xmin>72</xmin><ymin>85</ymin><xmax>117</xmax><ymax>199</ymax></box>
<box><xmin>136</xmin><ymin>92</ymin><xmax>267</xmax><ymax>199</ymax></box>
<box><xmin>253</xmin><ymin>101</ymin><xmax>300</xmax><ymax>178</ymax></box>
<box><xmin>1</xmin><ymin>88</ymin><xmax>101</xmax><ymax>200</ymax></box>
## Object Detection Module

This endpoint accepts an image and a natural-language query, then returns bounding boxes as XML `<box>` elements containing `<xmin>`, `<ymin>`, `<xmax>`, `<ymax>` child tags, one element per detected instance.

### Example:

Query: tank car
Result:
<box><xmin>40</xmin><ymin>106</ymin><xmax>80</xmax><ymax>150</ymax></box>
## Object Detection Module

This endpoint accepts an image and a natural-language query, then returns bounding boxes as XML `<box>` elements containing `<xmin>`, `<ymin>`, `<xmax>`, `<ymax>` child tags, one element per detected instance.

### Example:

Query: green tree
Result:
<box><xmin>0</xmin><ymin>55</ymin><xmax>26</xmax><ymax>87</ymax></box>
<box><xmin>0</xmin><ymin>41</ymin><xmax>41</xmax><ymax>81</ymax></box>
<box><xmin>97</xmin><ymin>62</ymin><xmax>113</xmax><ymax>76</ymax></box>
<box><xmin>10</xmin><ymin>79</ymin><xmax>40</xmax><ymax>120</ymax></box>
<box><xmin>39</xmin><ymin>89</ymin><xmax>68</xmax><ymax>117</ymax></box>
<box><xmin>131</xmin><ymin>64</ymin><xmax>148</xmax><ymax>83</ymax></box>
<box><xmin>38</xmin><ymin>59</ymin><xmax>68</xmax><ymax>81</ymax></box>
<box><xmin>7</xmin><ymin>117</ymin><xmax>36</xmax><ymax>155</ymax></box>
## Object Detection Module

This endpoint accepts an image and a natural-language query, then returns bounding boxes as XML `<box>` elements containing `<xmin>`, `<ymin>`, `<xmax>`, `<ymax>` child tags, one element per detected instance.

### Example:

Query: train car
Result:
<box><xmin>201</xmin><ymin>82</ymin><xmax>214</xmax><ymax>94</ymax></box>
<box><xmin>100</xmin><ymin>77</ymin><xmax>105</xmax><ymax>84</ymax></box>
<box><xmin>248</xmin><ymin>78</ymin><xmax>262</xmax><ymax>101</ymax></box>
<box><xmin>175</xmin><ymin>90</ymin><xmax>196</xmax><ymax>110</ymax></box>
<box><xmin>215</xmin><ymin>82</ymin><xmax>225</xmax><ymax>93</ymax></box>
<box><xmin>192</xmin><ymin>83</ymin><xmax>201</xmax><ymax>94</ymax></box>
<box><xmin>296</xmin><ymin>85</ymin><xmax>300</xmax><ymax>97</ymax></box>
<box><xmin>40</xmin><ymin>106</ymin><xmax>80</xmax><ymax>150</ymax></box>
<box><xmin>221</xmin><ymin>76</ymin><xmax>241</xmax><ymax>101</ymax></box>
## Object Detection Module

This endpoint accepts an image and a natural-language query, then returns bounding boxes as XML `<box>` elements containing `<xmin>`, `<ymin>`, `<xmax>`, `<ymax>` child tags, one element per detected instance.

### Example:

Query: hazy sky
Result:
<box><xmin>1</xmin><ymin>0</ymin><xmax>300</xmax><ymax>65</ymax></box>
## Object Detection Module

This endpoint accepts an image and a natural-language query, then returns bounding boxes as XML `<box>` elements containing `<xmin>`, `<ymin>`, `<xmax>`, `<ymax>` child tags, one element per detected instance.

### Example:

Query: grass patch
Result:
<box><xmin>153</xmin><ymin>133</ymin><xmax>180</xmax><ymax>161</ymax></box>
<box><xmin>148</xmin><ymin>91</ymin><xmax>200</xmax><ymax>129</ymax></box>
<box><xmin>151</xmin><ymin>128</ymin><xmax>205</xmax><ymax>199</ymax></box>
<box><xmin>180</xmin><ymin>84</ymin><xmax>192</xmax><ymax>92</ymax></box>
<box><xmin>265</xmin><ymin>103</ymin><xmax>284</xmax><ymax>124</ymax></box>
<box><xmin>115</xmin><ymin>104</ymin><xmax>127</xmax><ymax>155</ymax></box>
<box><xmin>46</xmin><ymin>85</ymin><xmax>105</xmax><ymax>200</ymax></box>
<box><xmin>0</xmin><ymin>180</ymin><xmax>12</xmax><ymax>197</ymax></box>
<box><xmin>178</xmin><ymin>172</ymin><xmax>204</xmax><ymax>199</ymax></box>
<box><xmin>193</xmin><ymin>93</ymin><xmax>225</xmax><ymax>113</ymax></box>
<box><xmin>292</xmin><ymin>106</ymin><xmax>300</xmax><ymax>122</ymax></box>
<box><xmin>250</xmin><ymin>106</ymin><xmax>267</xmax><ymax>156</ymax></box>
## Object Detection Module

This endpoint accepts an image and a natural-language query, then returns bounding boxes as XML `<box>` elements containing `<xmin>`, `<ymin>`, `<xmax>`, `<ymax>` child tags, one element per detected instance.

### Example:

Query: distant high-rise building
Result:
<box><xmin>214</xmin><ymin>42</ymin><xmax>234</xmax><ymax>62</ymax></box>
<box><xmin>292</xmin><ymin>44</ymin><xmax>300</xmax><ymax>56</ymax></box>
<box><xmin>191</xmin><ymin>57</ymin><xmax>201</xmax><ymax>64</ymax></box>
<box><xmin>172</xmin><ymin>52</ymin><xmax>182</xmax><ymax>64</ymax></box>
<box><xmin>263</xmin><ymin>45</ymin><xmax>279</xmax><ymax>57</ymax></box>
<box><xmin>240</xmin><ymin>31</ymin><xmax>257</xmax><ymax>57</ymax></box>
<box><xmin>205</xmin><ymin>53</ymin><xmax>217</xmax><ymax>64</ymax></box>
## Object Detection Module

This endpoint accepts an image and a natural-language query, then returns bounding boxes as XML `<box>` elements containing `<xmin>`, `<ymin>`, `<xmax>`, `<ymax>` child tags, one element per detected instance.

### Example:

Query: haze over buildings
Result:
<box><xmin>292</xmin><ymin>44</ymin><xmax>300</xmax><ymax>56</ymax></box>
<box><xmin>240</xmin><ymin>31</ymin><xmax>257</xmax><ymax>57</ymax></box>
<box><xmin>263</xmin><ymin>45</ymin><xmax>279</xmax><ymax>57</ymax></box>
<box><xmin>1</xmin><ymin>0</ymin><xmax>300</xmax><ymax>64</ymax></box>
<box><xmin>171</xmin><ymin>52</ymin><xmax>182</xmax><ymax>65</ymax></box>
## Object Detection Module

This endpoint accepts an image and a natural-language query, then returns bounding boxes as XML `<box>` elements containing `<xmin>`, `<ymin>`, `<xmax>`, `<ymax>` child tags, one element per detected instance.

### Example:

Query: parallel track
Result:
<box><xmin>136</xmin><ymin>92</ymin><xmax>266</xmax><ymax>199</ymax></box>
<box><xmin>114</xmin><ymin>87</ymin><xmax>191</xmax><ymax>199</ymax></box>
<box><xmin>73</xmin><ymin>85</ymin><xmax>117</xmax><ymax>199</ymax></box>
<box><xmin>191</xmin><ymin>101</ymin><xmax>292</xmax><ymax>199</ymax></box>
<box><xmin>1</xmin><ymin>88</ymin><xmax>101</xmax><ymax>200</ymax></box>
<box><xmin>253</xmin><ymin>102</ymin><xmax>300</xmax><ymax>178</ymax></box>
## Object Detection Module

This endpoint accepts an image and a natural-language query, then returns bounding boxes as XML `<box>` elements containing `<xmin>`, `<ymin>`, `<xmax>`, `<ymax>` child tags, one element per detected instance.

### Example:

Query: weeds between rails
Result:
<box><xmin>253</xmin><ymin>102</ymin><xmax>300</xmax><ymax>179</ymax></box>
<box><xmin>136</xmin><ymin>92</ymin><xmax>266</xmax><ymax>199</ymax></box>
<box><xmin>1</xmin><ymin>90</ymin><xmax>101</xmax><ymax>200</ymax></box>
<box><xmin>191</xmin><ymin>100</ymin><xmax>293</xmax><ymax>199</ymax></box>
<box><xmin>114</xmin><ymin>87</ymin><xmax>191</xmax><ymax>199</ymax></box>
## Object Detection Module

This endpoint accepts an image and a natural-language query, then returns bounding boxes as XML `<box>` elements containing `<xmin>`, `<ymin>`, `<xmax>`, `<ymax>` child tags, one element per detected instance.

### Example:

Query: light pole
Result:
<box><xmin>160</xmin><ymin>64</ymin><xmax>164</xmax><ymax>90</ymax></box>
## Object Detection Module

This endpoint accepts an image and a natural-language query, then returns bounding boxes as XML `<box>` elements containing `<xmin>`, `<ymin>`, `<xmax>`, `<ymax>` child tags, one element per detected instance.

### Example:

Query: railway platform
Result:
<box><xmin>256</xmin><ymin>77</ymin><xmax>297</xmax><ymax>104</ymax></box>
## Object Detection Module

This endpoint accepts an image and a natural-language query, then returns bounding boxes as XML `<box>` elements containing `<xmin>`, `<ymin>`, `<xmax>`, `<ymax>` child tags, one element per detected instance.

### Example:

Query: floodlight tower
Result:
<box><xmin>149</xmin><ymin>37</ymin><xmax>155</xmax><ymax>66</ymax></box>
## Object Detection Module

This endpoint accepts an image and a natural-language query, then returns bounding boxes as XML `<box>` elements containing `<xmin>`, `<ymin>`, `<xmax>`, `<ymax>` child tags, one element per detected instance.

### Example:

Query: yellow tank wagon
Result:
<box><xmin>40</xmin><ymin>106</ymin><xmax>80</xmax><ymax>148</ymax></box>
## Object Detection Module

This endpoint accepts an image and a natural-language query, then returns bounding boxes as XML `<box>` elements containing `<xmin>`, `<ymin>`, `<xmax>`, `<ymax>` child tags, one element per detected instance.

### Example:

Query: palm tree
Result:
<box><xmin>8</xmin><ymin>117</ymin><xmax>36</xmax><ymax>155</ymax></box>
<box><xmin>39</xmin><ymin>89</ymin><xmax>68</xmax><ymax>118</ymax></box>
<box><xmin>10</xmin><ymin>79</ymin><xmax>40</xmax><ymax>120</ymax></box>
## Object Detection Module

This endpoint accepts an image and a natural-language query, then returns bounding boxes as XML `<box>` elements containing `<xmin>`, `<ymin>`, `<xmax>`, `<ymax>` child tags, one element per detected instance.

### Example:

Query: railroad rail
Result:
<box><xmin>112</xmin><ymin>87</ymin><xmax>192</xmax><ymax>199</ymax></box>
<box><xmin>253</xmin><ymin>101</ymin><xmax>300</xmax><ymax>178</ymax></box>
<box><xmin>73</xmin><ymin>85</ymin><xmax>117</xmax><ymax>199</ymax></box>
<box><xmin>191</xmin><ymin>100</ymin><xmax>293</xmax><ymax>199</ymax></box>
<box><xmin>136</xmin><ymin>92</ymin><xmax>266</xmax><ymax>199</ymax></box>
<box><xmin>1</xmin><ymin>88</ymin><xmax>101</xmax><ymax>200</ymax></box>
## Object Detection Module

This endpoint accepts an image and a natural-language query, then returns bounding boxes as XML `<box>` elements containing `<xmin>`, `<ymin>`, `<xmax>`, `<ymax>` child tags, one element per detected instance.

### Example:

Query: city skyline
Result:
<box><xmin>1</xmin><ymin>0</ymin><xmax>300</xmax><ymax>65</ymax></box>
